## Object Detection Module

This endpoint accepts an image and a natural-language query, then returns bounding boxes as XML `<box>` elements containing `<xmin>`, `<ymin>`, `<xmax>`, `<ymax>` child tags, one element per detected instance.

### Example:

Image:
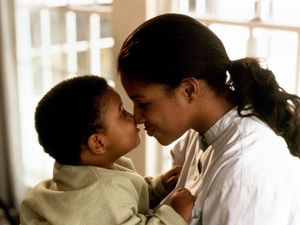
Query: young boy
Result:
<box><xmin>20</xmin><ymin>75</ymin><xmax>195</xmax><ymax>225</ymax></box>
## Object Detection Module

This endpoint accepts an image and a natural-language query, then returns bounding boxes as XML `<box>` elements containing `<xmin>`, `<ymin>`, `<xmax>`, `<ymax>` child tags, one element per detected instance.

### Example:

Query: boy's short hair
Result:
<box><xmin>35</xmin><ymin>75</ymin><xmax>109</xmax><ymax>165</ymax></box>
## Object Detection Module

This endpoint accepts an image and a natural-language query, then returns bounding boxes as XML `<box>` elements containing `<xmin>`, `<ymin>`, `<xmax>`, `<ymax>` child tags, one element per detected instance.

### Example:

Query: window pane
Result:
<box><xmin>100</xmin><ymin>48</ymin><xmax>113</xmax><ymax>79</ymax></box>
<box><xmin>17</xmin><ymin>0</ymin><xmax>42</xmax><ymax>5</ymax></box>
<box><xmin>213</xmin><ymin>0</ymin><xmax>255</xmax><ymax>20</ymax></box>
<box><xmin>45</xmin><ymin>0</ymin><xmax>68</xmax><ymax>7</ymax></box>
<box><xmin>96</xmin><ymin>0</ymin><xmax>113</xmax><ymax>4</ymax></box>
<box><xmin>209</xmin><ymin>24</ymin><xmax>249</xmax><ymax>59</ymax></box>
<box><xmin>77</xmin><ymin>51</ymin><xmax>90</xmax><ymax>74</ymax></box>
<box><xmin>69</xmin><ymin>0</ymin><xmax>94</xmax><ymax>6</ymax></box>
<box><xmin>51</xmin><ymin>53</ymin><xmax>69</xmax><ymax>82</ymax></box>
<box><xmin>30</xmin><ymin>11</ymin><xmax>41</xmax><ymax>48</ymax></box>
<box><xmin>176</xmin><ymin>0</ymin><xmax>256</xmax><ymax>20</ymax></box>
<box><xmin>76</xmin><ymin>13</ymin><xmax>90</xmax><ymax>41</ymax></box>
<box><xmin>31</xmin><ymin>56</ymin><xmax>44</xmax><ymax>95</ymax></box>
<box><xmin>271</xmin><ymin>0</ymin><xmax>300</xmax><ymax>25</ymax></box>
<box><xmin>50</xmin><ymin>11</ymin><xmax>66</xmax><ymax>44</ymax></box>
<box><xmin>254</xmin><ymin>28</ymin><xmax>298</xmax><ymax>93</ymax></box>
<box><xmin>100</xmin><ymin>14</ymin><xmax>112</xmax><ymax>38</ymax></box>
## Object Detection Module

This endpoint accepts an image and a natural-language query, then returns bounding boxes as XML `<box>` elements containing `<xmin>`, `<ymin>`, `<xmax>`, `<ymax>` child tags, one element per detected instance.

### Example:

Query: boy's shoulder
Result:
<box><xmin>115</xmin><ymin>156</ymin><xmax>136</xmax><ymax>171</ymax></box>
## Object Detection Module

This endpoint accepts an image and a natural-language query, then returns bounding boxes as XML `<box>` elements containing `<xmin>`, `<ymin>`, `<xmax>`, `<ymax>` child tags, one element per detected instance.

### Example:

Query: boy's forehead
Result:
<box><xmin>106</xmin><ymin>87</ymin><xmax>122</xmax><ymax>103</ymax></box>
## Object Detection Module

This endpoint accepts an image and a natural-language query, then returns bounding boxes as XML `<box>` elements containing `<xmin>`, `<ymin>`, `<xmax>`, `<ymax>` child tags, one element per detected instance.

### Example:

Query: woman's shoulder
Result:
<box><xmin>173</xmin><ymin>129</ymin><xmax>200</xmax><ymax>150</ymax></box>
<box><xmin>170</xmin><ymin>129</ymin><xmax>201</xmax><ymax>163</ymax></box>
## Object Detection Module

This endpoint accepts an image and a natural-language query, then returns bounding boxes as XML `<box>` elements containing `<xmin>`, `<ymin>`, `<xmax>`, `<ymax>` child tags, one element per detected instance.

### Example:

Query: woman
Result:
<box><xmin>118</xmin><ymin>13</ymin><xmax>300</xmax><ymax>225</ymax></box>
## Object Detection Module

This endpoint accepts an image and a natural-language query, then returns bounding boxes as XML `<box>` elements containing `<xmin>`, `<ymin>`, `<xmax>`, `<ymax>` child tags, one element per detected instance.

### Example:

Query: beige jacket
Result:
<box><xmin>20</xmin><ymin>157</ymin><xmax>187</xmax><ymax>225</ymax></box>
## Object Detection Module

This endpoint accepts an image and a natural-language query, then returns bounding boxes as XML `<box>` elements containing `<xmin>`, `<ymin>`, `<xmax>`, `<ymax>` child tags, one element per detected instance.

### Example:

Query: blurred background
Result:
<box><xmin>1</xmin><ymin>0</ymin><xmax>300</xmax><ymax>217</ymax></box>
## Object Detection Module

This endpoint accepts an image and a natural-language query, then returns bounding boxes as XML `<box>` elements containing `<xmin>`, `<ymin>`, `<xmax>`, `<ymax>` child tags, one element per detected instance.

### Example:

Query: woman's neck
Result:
<box><xmin>192</xmin><ymin>96</ymin><xmax>234</xmax><ymax>134</ymax></box>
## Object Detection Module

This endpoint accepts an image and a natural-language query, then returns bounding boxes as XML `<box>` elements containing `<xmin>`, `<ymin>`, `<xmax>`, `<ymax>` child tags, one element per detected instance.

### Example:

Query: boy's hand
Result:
<box><xmin>161</xmin><ymin>166</ymin><xmax>182</xmax><ymax>192</ymax></box>
<box><xmin>169</xmin><ymin>187</ymin><xmax>195</xmax><ymax>222</ymax></box>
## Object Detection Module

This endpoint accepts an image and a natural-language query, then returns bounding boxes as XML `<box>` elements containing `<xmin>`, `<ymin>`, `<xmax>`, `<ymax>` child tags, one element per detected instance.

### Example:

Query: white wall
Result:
<box><xmin>112</xmin><ymin>0</ymin><xmax>148</xmax><ymax>175</ymax></box>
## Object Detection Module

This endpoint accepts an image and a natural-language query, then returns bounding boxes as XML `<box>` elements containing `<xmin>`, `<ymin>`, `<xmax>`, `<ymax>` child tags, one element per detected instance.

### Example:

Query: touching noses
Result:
<box><xmin>133</xmin><ymin>106</ymin><xmax>145</xmax><ymax>124</ymax></box>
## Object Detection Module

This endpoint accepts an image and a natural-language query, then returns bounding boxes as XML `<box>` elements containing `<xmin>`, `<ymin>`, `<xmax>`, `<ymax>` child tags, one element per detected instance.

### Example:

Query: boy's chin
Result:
<box><xmin>128</xmin><ymin>137</ymin><xmax>141</xmax><ymax>150</ymax></box>
<box><xmin>134</xmin><ymin>138</ymin><xmax>141</xmax><ymax>148</ymax></box>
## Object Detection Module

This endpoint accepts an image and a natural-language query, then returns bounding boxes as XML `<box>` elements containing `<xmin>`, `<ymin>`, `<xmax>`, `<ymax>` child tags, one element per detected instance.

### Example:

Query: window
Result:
<box><xmin>15</xmin><ymin>0</ymin><xmax>114</xmax><ymax>187</ymax></box>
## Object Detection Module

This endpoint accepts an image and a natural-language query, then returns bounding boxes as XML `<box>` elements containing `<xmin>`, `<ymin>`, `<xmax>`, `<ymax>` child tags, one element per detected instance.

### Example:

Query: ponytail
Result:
<box><xmin>228</xmin><ymin>57</ymin><xmax>300</xmax><ymax>157</ymax></box>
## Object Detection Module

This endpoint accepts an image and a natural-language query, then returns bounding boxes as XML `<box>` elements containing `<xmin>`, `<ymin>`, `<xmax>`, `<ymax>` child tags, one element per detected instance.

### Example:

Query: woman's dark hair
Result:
<box><xmin>35</xmin><ymin>75</ymin><xmax>109</xmax><ymax>165</ymax></box>
<box><xmin>118</xmin><ymin>13</ymin><xmax>300</xmax><ymax>157</ymax></box>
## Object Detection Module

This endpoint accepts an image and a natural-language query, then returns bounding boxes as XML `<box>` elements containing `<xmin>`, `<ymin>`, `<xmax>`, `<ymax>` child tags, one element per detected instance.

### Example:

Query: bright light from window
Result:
<box><xmin>216</xmin><ymin>0</ymin><xmax>255</xmax><ymax>20</ymax></box>
<box><xmin>68</xmin><ymin>0</ymin><xmax>94</xmax><ymax>6</ymax></box>
<box><xmin>15</xmin><ymin>1</ymin><xmax>114</xmax><ymax>186</ymax></box>
<box><xmin>209</xmin><ymin>24</ymin><xmax>250</xmax><ymax>59</ymax></box>
<box><xmin>258</xmin><ymin>29</ymin><xmax>298</xmax><ymax>93</ymax></box>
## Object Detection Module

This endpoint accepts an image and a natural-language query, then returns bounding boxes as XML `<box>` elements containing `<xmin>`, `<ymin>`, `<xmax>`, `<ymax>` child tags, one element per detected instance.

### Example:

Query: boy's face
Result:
<box><xmin>102</xmin><ymin>88</ymin><xmax>141</xmax><ymax>159</ymax></box>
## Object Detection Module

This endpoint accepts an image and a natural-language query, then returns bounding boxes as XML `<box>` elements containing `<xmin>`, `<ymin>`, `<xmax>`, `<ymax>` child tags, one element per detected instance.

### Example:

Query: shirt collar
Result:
<box><xmin>202</xmin><ymin>107</ymin><xmax>240</xmax><ymax>146</ymax></box>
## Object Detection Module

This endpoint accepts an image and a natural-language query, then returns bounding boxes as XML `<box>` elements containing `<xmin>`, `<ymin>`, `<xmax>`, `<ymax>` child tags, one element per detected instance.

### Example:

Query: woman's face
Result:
<box><xmin>121</xmin><ymin>78</ymin><xmax>192</xmax><ymax>145</ymax></box>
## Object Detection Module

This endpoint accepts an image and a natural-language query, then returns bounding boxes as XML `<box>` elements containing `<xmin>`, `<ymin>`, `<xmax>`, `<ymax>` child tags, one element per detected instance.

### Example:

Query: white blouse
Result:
<box><xmin>164</xmin><ymin>107</ymin><xmax>300</xmax><ymax>225</ymax></box>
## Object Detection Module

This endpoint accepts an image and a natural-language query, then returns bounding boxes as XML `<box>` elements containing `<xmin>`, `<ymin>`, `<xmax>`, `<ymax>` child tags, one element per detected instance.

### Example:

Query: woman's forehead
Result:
<box><xmin>122</xmin><ymin>80</ymin><xmax>170</xmax><ymax>99</ymax></box>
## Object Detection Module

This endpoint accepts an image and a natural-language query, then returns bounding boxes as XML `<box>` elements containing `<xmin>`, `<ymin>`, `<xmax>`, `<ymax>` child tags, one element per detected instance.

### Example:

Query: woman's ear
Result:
<box><xmin>87</xmin><ymin>133</ymin><xmax>107</xmax><ymax>155</ymax></box>
<box><xmin>180</xmin><ymin>78</ymin><xmax>199</xmax><ymax>102</ymax></box>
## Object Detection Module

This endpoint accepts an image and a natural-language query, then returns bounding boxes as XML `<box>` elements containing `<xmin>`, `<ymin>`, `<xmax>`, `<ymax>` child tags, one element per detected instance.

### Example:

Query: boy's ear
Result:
<box><xmin>87</xmin><ymin>133</ymin><xmax>107</xmax><ymax>155</ymax></box>
<box><xmin>180</xmin><ymin>78</ymin><xmax>199</xmax><ymax>102</ymax></box>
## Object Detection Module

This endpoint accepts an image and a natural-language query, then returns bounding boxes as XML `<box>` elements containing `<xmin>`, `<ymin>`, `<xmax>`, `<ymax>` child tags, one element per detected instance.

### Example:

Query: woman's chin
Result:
<box><xmin>155</xmin><ymin>135</ymin><xmax>175</xmax><ymax>146</ymax></box>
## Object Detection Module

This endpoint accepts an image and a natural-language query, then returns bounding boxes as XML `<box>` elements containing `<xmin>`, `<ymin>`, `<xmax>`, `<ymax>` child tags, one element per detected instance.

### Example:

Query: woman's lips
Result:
<box><xmin>144</xmin><ymin>126</ymin><xmax>155</xmax><ymax>136</ymax></box>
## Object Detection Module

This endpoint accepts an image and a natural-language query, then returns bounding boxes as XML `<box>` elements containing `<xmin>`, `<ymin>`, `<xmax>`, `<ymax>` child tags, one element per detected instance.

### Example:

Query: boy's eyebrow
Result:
<box><xmin>129</xmin><ymin>94</ymin><xmax>143</xmax><ymax>100</ymax></box>
<box><xmin>119</xmin><ymin>102</ymin><xmax>123</xmax><ymax>111</ymax></box>
<box><xmin>118</xmin><ymin>96</ymin><xmax>125</xmax><ymax>111</ymax></box>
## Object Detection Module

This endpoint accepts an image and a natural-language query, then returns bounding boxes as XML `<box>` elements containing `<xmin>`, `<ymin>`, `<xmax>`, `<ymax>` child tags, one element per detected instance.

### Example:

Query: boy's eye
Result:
<box><xmin>137</xmin><ymin>103</ymin><xmax>150</xmax><ymax>109</ymax></box>
<box><xmin>122</xmin><ymin>109</ymin><xmax>129</xmax><ymax>116</ymax></box>
<box><xmin>120</xmin><ymin>106</ymin><xmax>131</xmax><ymax>118</ymax></box>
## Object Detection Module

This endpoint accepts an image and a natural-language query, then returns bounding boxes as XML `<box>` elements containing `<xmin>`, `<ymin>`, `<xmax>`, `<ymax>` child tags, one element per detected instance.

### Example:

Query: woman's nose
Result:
<box><xmin>133</xmin><ymin>107</ymin><xmax>145</xmax><ymax>124</ymax></box>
